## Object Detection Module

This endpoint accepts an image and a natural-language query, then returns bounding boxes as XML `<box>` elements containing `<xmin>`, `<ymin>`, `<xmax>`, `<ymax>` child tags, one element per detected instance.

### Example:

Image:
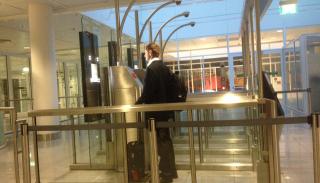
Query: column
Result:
<box><xmin>28</xmin><ymin>2</ymin><xmax>58</xmax><ymax>126</ymax></box>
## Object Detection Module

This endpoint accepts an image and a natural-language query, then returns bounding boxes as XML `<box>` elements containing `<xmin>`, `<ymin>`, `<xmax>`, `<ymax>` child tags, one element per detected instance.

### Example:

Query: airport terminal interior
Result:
<box><xmin>0</xmin><ymin>0</ymin><xmax>320</xmax><ymax>183</ymax></box>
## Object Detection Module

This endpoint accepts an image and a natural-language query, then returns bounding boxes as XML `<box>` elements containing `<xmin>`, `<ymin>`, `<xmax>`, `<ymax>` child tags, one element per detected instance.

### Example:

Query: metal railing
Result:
<box><xmin>19</xmin><ymin>98</ymin><xmax>320</xmax><ymax>183</ymax></box>
<box><xmin>275</xmin><ymin>88</ymin><xmax>311</xmax><ymax>115</ymax></box>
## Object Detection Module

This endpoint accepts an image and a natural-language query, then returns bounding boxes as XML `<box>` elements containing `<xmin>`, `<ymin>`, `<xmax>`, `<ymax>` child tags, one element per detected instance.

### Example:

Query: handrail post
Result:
<box><xmin>70</xmin><ymin>115</ymin><xmax>77</xmax><ymax>164</ymax></box>
<box><xmin>11</xmin><ymin>109</ymin><xmax>20</xmax><ymax>183</ymax></box>
<box><xmin>264</xmin><ymin>100</ymin><xmax>281</xmax><ymax>183</ymax></box>
<box><xmin>32</xmin><ymin>117</ymin><xmax>40</xmax><ymax>183</ymax></box>
<box><xmin>21</xmin><ymin>123</ymin><xmax>31</xmax><ymax>183</ymax></box>
<box><xmin>148</xmin><ymin>118</ymin><xmax>159</xmax><ymax>183</ymax></box>
<box><xmin>121</xmin><ymin>113</ymin><xmax>129</xmax><ymax>183</ymax></box>
<box><xmin>187</xmin><ymin>110</ymin><xmax>197</xmax><ymax>183</ymax></box>
<box><xmin>311</xmin><ymin>113</ymin><xmax>320</xmax><ymax>183</ymax></box>
<box><xmin>197</xmin><ymin>110</ymin><xmax>204</xmax><ymax>163</ymax></box>
<box><xmin>204</xmin><ymin>109</ymin><xmax>209</xmax><ymax>149</ymax></box>
<box><xmin>270</xmin><ymin>100</ymin><xmax>281</xmax><ymax>183</ymax></box>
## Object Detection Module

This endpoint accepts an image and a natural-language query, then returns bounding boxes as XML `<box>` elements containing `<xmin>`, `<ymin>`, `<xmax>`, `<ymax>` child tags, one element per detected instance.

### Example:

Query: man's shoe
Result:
<box><xmin>160</xmin><ymin>172</ymin><xmax>178</xmax><ymax>179</ymax></box>
<box><xmin>160</xmin><ymin>177</ymin><xmax>173</xmax><ymax>183</ymax></box>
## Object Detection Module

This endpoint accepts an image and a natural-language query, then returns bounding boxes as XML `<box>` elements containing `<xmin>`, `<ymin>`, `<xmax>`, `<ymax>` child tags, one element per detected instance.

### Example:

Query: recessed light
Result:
<box><xmin>277</xmin><ymin>29</ymin><xmax>283</xmax><ymax>33</ymax></box>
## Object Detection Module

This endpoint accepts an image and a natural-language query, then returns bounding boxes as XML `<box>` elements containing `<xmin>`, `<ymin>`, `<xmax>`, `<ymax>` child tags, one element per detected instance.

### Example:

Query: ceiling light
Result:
<box><xmin>22</xmin><ymin>67</ymin><xmax>29</xmax><ymax>73</ymax></box>
<box><xmin>277</xmin><ymin>29</ymin><xmax>283</xmax><ymax>33</ymax></box>
<box><xmin>279</xmin><ymin>0</ymin><xmax>297</xmax><ymax>15</ymax></box>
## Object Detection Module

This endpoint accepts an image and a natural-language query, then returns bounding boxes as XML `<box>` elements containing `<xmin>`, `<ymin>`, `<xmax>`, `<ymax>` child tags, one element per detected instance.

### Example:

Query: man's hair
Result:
<box><xmin>146</xmin><ymin>43</ymin><xmax>160</xmax><ymax>58</ymax></box>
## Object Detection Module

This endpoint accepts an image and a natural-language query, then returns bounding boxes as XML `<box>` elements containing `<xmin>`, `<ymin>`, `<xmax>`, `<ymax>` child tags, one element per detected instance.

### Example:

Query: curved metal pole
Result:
<box><xmin>162</xmin><ymin>22</ymin><xmax>195</xmax><ymax>57</ymax></box>
<box><xmin>114</xmin><ymin>0</ymin><xmax>122</xmax><ymax>65</ymax></box>
<box><xmin>153</xmin><ymin>11</ymin><xmax>189</xmax><ymax>42</ymax></box>
<box><xmin>120</xmin><ymin>0</ymin><xmax>136</xmax><ymax>34</ymax></box>
<box><xmin>139</xmin><ymin>0</ymin><xmax>181</xmax><ymax>42</ymax></box>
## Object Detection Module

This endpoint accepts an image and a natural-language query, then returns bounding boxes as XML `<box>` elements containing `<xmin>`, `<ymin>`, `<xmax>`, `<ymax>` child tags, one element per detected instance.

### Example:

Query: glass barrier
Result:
<box><xmin>279</xmin><ymin>123</ymin><xmax>314</xmax><ymax>183</ymax></box>
<box><xmin>15</xmin><ymin>99</ymin><xmax>320</xmax><ymax>183</ymax></box>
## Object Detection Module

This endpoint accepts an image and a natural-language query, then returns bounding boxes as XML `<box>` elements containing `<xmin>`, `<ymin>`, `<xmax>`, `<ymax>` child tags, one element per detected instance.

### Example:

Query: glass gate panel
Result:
<box><xmin>65</xmin><ymin>63</ymin><xmax>81</xmax><ymax>108</ymax></box>
<box><xmin>0</xmin><ymin>56</ymin><xmax>8</xmax><ymax>107</ymax></box>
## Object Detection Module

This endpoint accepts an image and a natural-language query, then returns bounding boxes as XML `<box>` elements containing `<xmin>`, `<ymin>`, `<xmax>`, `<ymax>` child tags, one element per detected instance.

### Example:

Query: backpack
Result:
<box><xmin>166</xmin><ymin>70</ymin><xmax>188</xmax><ymax>103</ymax></box>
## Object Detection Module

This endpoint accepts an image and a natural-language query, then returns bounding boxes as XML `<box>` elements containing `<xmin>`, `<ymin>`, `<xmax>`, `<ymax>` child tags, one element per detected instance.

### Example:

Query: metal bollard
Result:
<box><xmin>270</xmin><ymin>100</ymin><xmax>281</xmax><ymax>183</ymax></box>
<box><xmin>10</xmin><ymin>109</ymin><xmax>20</xmax><ymax>183</ymax></box>
<box><xmin>121</xmin><ymin>113</ymin><xmax>129</xmax><ymax>183</ymax></box>
<box><xmin>204</xmin><ymin>110</ymin><xmax>209</xmax><ymax>149</ymax></box>
<box><xmin>149</xmin><ymin>118</ymin><xmax>159</xmax><ymax>183</ymax></box>
<box><xmin>70</xmin><ymin>115</ymin><xmax>77</xmax><ymax>164</ymax></box>
<box><xmin>32</xmin><ymin>117</ymin><xmax>40</xmax><ymax>183</ymax></box>
<box><xmin>187</xmin><ymin>110</ymin><xmax>197</xmax><ymax>183</ymax></box>
<box><xmin>312</xmin><ymin>113</ymin><xmax>320</xmax><ymax>183</ymax></box>
<box><xmin>21</xmin><ymin>123</ymin><xmax>31</xmax><ymax>183</ymax></box>
<box><xmin>197</xmin><ymin>110</ymin><xmax>204</xmax><ymax>164</ymax></box>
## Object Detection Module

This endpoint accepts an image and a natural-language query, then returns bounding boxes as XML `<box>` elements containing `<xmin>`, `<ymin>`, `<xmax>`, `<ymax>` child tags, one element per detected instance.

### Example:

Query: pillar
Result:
<box><xmin>28</xmin><ymin>2</ymin><xmax>59</xmax><ymax>126</ymax></box>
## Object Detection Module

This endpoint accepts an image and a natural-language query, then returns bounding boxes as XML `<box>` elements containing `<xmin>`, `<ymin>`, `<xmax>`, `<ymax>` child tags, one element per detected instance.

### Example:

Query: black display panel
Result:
<box><xmin>108</xmin><ymin>41</ymin><xmax>117</xmax><ymax>66</ymax></box>
<box><xmin>127</xmin><ymin>48</ymin><xmax>138</xmax><ymax>69</ymax></box>
<box><xmin>141</xmin><ymin>53</ymin><xmax>146</xmax><ymax>69</ymax></box>
<box><xmin>79</xmin><ymin>31</ymin><xmax>102</xmax><ymax>122</ymax></box>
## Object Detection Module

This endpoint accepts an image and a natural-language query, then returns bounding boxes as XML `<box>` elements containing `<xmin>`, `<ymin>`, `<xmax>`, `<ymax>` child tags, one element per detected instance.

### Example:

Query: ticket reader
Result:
<box><xmin>109</xmin><ymin>66</ymin><xmax>143</xmax><ymax>171</ymax></box>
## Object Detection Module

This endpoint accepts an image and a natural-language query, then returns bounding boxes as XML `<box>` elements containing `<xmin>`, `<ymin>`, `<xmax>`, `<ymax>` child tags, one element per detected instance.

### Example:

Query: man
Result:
<box><xmin>136</xmin><ymin>43</ymin><xmax>178</xmax><ymax>183</ymax></box>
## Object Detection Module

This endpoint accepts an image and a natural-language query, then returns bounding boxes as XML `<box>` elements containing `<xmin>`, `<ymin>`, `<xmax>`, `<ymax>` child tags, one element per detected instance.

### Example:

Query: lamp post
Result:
<box><xmin>114</xmin><ymin>0</ymin><xmax>137</xmax><ymax>66</ymax></box>
<box><xmin>139</xmin><ymin>0</ymin><xmax>182</xmax><ymax>42</ymax></box>
<box><xmin>161</xmin><ymin>22</ymin><xmax>195</xmax><ymax>58</ymax></box>
<box><xmin>136</xmin><ymin>0</ymin><xmax>182</xmax><ymax>68</ymax></box>
<box><xmin>153</xmin><ymin>11</ymin><xmax>189</xmax><ymax>43</ymax></box>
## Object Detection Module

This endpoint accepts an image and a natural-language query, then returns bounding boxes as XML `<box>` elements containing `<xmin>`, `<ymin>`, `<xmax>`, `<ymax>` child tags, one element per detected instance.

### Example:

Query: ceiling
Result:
<box><xmin>0</xmin><ymin>0</ymin><xmax>164</xmax><ymax>55</ymax></box>
<box><xmin>0</xmin><ymin>0</ymin><xmax>164</xmax><ymax>20</ymax></box>
<box><xmin>0</xmin><ymin>0</ymin><xmax>320</xmax><ymax>61</ymax></box>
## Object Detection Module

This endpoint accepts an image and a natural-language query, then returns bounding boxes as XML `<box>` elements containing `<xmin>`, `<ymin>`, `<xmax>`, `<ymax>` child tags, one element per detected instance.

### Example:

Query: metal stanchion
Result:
<box><xmin>70</xmin><ymin>115</ymin><xmax>77</xmax><ymax>164</ymax></box>
<box><xmin>11</xmin><ymin>109</ymin><xmax>20</xmax><ymax>183</ymax></box>
<box><xmin>187</xmin><ymin>110</ymin><xmax>197</xmax><ymax>183</ymax></box>
<box><xmin>312</xmin><ymin>113</ymin><xmax>320</xmax><ymax>183</ymax></box>
<box><xmin>21</xmin><ymin>123</ymin><xmax>31</xmax><ymax>183</ymax></box>
<box><xmin>32</xmin><ymin>117</ymin><xmax>40</xmax><ymax>183</ymax></box>
<box><xmin>270</xmin><ymin>101</ymin><xmax>281</xmax><ymax>183</ymax></box>
<box><xmin>149</xmin><ymin>118</ymin><xmax>159</xmax><ymax>183</ymax></box>
<box><xmin>121</xmin><ymin>113</ymin><xmax>129</xmax><ymax>183</ymax></box>
<box><xmin>197</xmin><ymin>110</ymin><xmax>204</xmax><ymax>163</ymax></box>
<box><xmin>204</xmin><ymin>109</ymin><xmax>209</xmax><ymax>149</ymax></box>
<box><xmin>307</xmin><ymin>89</ymin><xmax>312</xmax><ymax>113</ymax></box>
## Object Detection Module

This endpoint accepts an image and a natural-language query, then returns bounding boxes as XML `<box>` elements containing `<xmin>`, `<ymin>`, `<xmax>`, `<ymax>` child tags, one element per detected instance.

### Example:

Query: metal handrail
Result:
<box><xmin>0</xmin><ymin>98</ymin><xmax>33</xmax><ymax>102</ymax></box>
<box><xmin>275</xmin><ymin>88</ymin><xmax>311</xmax><ymax>94</ymax></box>
<box><xmin>58</xmin><ymin>96</ymin><xmax>82</xmax><ymax>99</ymax></box>
<box><xmin>26</xmin><ymin>116</ymin><xmax>308</xmax><ymax>132</ymax></box>
<box><xmin>21</xmin><ymin>99</ymin><xmax>320</xmax><ymax>183</ymax></box>
<box><xmin>28</xmin><ymin>98</ymin><xmax>260</xmax><ymax>117</ymax></box>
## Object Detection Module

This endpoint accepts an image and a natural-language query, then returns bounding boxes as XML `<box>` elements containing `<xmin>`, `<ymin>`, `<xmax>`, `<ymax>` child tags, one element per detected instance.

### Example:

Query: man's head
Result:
<box><xmin>145</xmin><ymin>43</ymin><xmax>160</xmax><ymax>61</ymax></box>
